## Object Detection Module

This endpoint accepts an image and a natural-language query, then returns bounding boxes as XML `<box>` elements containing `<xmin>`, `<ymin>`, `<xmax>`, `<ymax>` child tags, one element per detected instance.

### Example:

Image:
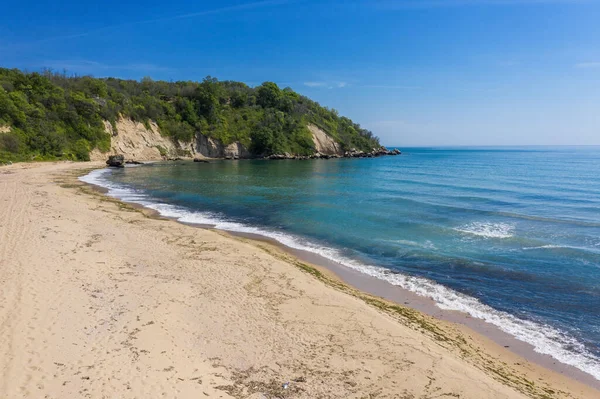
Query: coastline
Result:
<box><xmin>78</xmin><ymin>162</ymin><xmax>600</xmax><ymax>395</ymax></box>
<box><xmin>231</xmin><ymin>230</ymin><xmax>600</xmax><ymax>390</ymax></box>
<box><xmin>79</xmin><ymin>162</ymin><xmax>600</xmax><ymax>394</ymax></box>
<box><xmin>81</xmin><ymin>161</ymin><xmax>600</xmax><ymax>388</ymax></box>
<box><xmin>1</xmin><ymin>161</ymin><xmax>598</xmax><ymax>398</ymax></box>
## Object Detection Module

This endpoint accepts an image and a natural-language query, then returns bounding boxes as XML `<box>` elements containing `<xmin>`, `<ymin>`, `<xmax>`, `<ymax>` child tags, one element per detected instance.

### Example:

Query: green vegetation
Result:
<box><xmin>0</xmin><ymin>68</ymin><xmax>380</xmax><ymax>162</ymax></box>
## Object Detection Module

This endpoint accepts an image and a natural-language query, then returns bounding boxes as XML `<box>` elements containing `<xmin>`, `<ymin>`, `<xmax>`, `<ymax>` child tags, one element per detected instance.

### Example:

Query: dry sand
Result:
<box><xmin>1</xmin><ymin>161</ymin><xmax>599</xmax><ymax>399</ymax></box>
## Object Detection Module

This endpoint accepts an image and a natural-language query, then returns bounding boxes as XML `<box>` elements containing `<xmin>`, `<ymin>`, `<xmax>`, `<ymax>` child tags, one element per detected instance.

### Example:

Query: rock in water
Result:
<box><xmin>106</xmin><ymin>154</ymin><xmax>125</xmax><ymax>167</ymax></box>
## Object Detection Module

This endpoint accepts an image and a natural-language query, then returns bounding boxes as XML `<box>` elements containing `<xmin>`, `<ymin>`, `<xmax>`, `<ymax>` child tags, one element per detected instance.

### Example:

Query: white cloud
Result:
<box><xmin>304</xmin><ymin>81</ymin><xmax>327</xmax><ymax>87</ymax></box>
<box><xmin>303</xmin><ymin>81</ymin><xmax>348</xmax><ymax>89</ymax></box>
<box><xmin>303</xmin><ymin>81</ymin><xmax>418</xmax><ymax>90</ymax></box>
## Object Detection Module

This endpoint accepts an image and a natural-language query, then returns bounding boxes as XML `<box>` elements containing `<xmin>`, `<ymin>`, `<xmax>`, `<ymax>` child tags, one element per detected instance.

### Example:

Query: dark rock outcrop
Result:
<box><xmin>343</xmin><ymin>147</ymin><xmax>401</xmax><ymax>158</ymax></box>
<box><xmin>344</xmin><ymin>148</ymin><xmax>365</xmax><ymax>158</ymax></box>
<box><xmin>106</xmin><ymin>154</ymin><xmax>125</xmax><ymax>167</ymax></box>
<box><xmin>260</xmin><ymin>147</ymin><xmax>401</xmax><ymax>161</ymax></box>
<box><xmin>267</xmin><ymin>153</ymin><xmax>293</xmax><ymax>160</ymax></box>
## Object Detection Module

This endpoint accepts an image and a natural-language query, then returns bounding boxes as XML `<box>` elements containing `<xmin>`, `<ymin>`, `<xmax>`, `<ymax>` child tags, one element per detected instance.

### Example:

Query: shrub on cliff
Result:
<box><xmin>0</xmin><ymin>68</ymin><xmax>380</xmax><ymax>162</ymax></box>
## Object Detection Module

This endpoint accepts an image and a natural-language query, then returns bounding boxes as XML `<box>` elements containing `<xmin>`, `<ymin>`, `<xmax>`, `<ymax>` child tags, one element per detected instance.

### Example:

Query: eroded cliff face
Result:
<box><xmin>90</xmin><ymin>119</ymin><xmax>189</xmax><ymax>161</ymax></box>
<box><xmin>90</xmin><ymin>118</ymin><xmax>251</xmax><ymax>161</ymax></box>
<box><xmin>91</xmin><ymin>118</ymin><xmax>345</xmax><ymax>162</ymax></box>
<box><xmin>195</xmin><ymin>135</ymin><xmax>251</xmax><ymax>159</ymax></box>
<box><xmin>308</xmin><ymin>124</ymin><xmax>344</xmax><ymax>156</ymax></box>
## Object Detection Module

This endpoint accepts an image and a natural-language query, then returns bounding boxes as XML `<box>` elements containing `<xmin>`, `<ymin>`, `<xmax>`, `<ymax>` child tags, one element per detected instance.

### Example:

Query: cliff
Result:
<box><xmin>308</xmin><ymin>124</ymin><xmax>344</xmax><ymax>156</ymax></box>
<box><xmin>195</xmin><ymin>134</ymin><xmax>251</xmax><ymax>160</ymax></box>
<box><xmin>90</xmin><ymin>118</ymin><xmax>252</xmax><ymax>161</ymax></box>
<box><xmin>90</xmin><ymin>119</ymin><xmax>184</xmax><ymax>161</ymax></box>
<box><xmin>91</xmin><ymin>119</ymin><xmax>357</xmax><ymax>162</ymax></box>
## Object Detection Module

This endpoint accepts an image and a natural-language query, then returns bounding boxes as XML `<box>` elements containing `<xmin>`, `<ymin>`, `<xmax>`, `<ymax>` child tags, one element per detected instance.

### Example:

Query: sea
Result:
<box><xmin>81</xmin><ymin>147</ymin><xmax>600</xmax><ymax>381</ymax></box>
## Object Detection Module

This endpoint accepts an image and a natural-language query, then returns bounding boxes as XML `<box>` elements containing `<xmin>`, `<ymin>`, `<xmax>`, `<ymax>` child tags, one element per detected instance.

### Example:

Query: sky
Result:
<box><xmin>1</xmin><ymin>0</ymin><xmax>600</xmax><ymax>146</ymax></box>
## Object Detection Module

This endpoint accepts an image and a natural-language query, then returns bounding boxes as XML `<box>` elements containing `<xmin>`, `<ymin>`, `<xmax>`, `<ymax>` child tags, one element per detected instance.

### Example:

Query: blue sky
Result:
<box><xmin>2</xmin><ymin>0</ymin><xmax>599</xmax><ymax>146</ymax></box>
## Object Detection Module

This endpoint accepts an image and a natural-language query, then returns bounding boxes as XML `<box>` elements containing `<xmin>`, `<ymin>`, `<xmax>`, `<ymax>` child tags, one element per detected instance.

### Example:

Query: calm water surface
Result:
<box><xmin>83</xmin><ymin>147</ymin><xmax>600</xmax><ymax>379</ymax></box>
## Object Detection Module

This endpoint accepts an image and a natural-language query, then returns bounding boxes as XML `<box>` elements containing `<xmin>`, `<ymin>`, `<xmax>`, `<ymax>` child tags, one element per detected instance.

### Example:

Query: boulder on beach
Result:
<box><xmin>106</xmin><ymin>154</ymin><xmax>125</xmax><ymax>167</ymax></box>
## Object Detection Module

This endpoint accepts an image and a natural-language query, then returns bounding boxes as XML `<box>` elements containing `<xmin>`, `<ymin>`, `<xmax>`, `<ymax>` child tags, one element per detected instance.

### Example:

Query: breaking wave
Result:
<box><xmin>455</xmin><ymin>222</ymin><xmax>515</xmax><ymax>239</ymax></box>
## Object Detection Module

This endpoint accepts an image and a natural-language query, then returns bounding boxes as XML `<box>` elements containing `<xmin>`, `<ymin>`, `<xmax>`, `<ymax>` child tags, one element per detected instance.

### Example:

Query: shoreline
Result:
<box><xmin>2</xmin><ymin>160</ymin><xmax>598</xmax><ymax>398</ymax></box>
<box><xmin>229</xmin><ymin>230</ymin><xmax>600</xmax><ymax>390</ymax></box>
<box><xmin>79</xmin><ymin>163</ymin><xmax>600</xmax><ymax>393</ymax></box>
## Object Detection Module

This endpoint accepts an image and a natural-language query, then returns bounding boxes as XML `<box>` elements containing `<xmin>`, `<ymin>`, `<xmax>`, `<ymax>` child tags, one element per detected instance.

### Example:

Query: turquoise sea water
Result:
<box><xmin>82</xmin><ymin>147</ymin><xmax>600</xmax><ymax>380</ymax></box>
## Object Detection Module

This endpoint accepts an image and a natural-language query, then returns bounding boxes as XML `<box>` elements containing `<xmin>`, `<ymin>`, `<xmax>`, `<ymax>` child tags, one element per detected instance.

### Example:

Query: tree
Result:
<box><xmin>256</xmin><ymin>82</ymin><xmax>282</xmax><ymax>109</ymax></box>
<box><xmin>250</xmin><ymin>109</ymin><xmax>287</xmax><ymax>155</ymax></box>
<box><xmin>0</xmin><ymin>67</ymin><xmax>381</xmax><ymax>162</ymax></box>
<box><xmin>195</xmin><ymin>77</ymin><xmax>222</xmax><ymax>122</ymax></box>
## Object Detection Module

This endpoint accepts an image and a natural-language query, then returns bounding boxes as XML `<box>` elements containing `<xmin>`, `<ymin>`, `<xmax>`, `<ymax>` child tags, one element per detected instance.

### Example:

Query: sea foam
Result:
<box><xmin>455</xmin><ymin>221</ymin><xmax>515</xmax><ymax>239</ymax></box>
<box><xmin>80</xmin><ymin>168</ymin><xmax>600</xmax><ymax>381</ymax></box>
<box><xmin>522</xmin><ymin>244</ymin><xmax>565</xmax><ymax>250</ymax></box>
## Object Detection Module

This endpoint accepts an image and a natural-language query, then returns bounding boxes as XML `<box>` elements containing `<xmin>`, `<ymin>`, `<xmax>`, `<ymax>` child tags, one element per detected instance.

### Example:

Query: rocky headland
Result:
<box><xmin>95</xmin><ymin>118</ymin><xmax>401</xmax><ymax>165</ymax></box>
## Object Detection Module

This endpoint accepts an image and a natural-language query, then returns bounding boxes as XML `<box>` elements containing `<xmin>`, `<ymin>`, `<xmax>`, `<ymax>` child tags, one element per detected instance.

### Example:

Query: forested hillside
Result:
<box><xmin>0</xmin><ymin>68</ymin><xmax>380</xmax><ymax>162</ymax></box>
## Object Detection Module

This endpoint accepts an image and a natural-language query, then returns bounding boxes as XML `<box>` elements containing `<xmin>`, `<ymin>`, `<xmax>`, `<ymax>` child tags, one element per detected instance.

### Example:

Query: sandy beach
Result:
<box><xmin>1</xmin><ymin>161</ymin><xmax>599</xmax><ymax>399</ymax></box>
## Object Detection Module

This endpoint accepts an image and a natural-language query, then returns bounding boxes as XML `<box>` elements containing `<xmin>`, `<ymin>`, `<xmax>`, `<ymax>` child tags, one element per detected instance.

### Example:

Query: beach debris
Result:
<box><xmin>282</xmin><ymin>382</ymin><xmax>290</xmax><ymax>389</ymax></box>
